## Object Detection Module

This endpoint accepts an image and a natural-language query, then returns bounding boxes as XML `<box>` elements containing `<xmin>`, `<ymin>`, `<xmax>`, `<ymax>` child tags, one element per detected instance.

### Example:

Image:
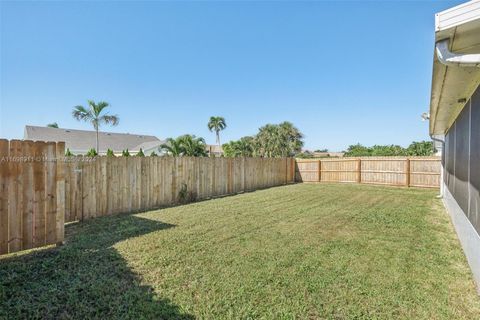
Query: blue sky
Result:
<box><xmin>0</xmin><ymin>0</ymin><xmax>463</xmax><ymax>151</ymax></box>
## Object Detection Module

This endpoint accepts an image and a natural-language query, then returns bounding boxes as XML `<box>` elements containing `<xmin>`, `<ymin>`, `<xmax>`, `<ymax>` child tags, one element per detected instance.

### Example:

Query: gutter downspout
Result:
<box><xmin>430</xmin><ymin>135</ymin><xmax>445</xmax><ymax>198</ymax></box>
<box><xmin>435</xmin><ymin>39</ymin><xmax>480</xmax><ymax>67</ymax></box>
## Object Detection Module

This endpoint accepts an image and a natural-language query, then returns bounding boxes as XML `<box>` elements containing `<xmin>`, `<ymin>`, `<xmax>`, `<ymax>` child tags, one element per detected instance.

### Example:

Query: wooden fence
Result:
<box><xmin>64</xmin><ymin>157</ymin><xmax>296</xmax><ymax>223</ymax></box>
<box><xmin>0</xmin><ymin>140</ymin><xmax>65</xmax><ymax>255</ymax></box>
<box><xmin>295</xmin><ymin>157</ymin><xmax>441</xmax><ymax>188</ymax></box>
<box><xmin>0</xmin><ymin>139</ymin><xmax>440</xmax><ymax>256</ymax></box>
<box><xmin>1</xmin><ymin>139</ymin><xmax>295</xmax><ymax>255</ymax></box>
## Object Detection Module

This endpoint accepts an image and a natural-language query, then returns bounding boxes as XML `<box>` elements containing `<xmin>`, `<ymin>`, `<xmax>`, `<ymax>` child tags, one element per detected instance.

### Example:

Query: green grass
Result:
<box><xmin>1</xmin><ymin>183</ymin><xmax>479</xmax><ymax>319</ymax></box>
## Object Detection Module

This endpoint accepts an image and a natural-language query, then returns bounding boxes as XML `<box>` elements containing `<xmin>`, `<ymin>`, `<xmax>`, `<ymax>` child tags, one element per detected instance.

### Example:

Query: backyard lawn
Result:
<box><xmin>1</xmin><ymin>183</ymin><xmax>479</xmax><ymax>319</ymax></box>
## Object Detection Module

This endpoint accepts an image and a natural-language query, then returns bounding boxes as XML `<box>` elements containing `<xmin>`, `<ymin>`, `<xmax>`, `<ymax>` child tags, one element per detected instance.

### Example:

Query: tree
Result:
<box><xmin>179</xmin><ymin>135</ymin><xmax>208</xmax><ymax>157</ymax></box>
<box><xmin>150</xmin><ymin>151</ymin><xmax>158</xmax><ymax>157</ymax></box>
<box><xmin>122</xmin><ymin>149</ymin><xmax>130</xmax><ymax>157</ymax></box>
<box><xmin>370</xmin><ymin>145</ymin><xmax>407</xmax><ymax>156</ymax></box>
<box><xmin>343</xmin><ymin>142</ymin><xmax>435</xmax><ymax>157</ymax></box>
<box><xmin>160</xmin><ymin>135</ymin><xmax>208</xmax><ymax>157</ymax></box>
<box><xmin>72</xmin><ymin>100</ymin><xmax>119</xmax><ymax>153</ymax></box>
<box><xmin>47</xmin><ymin>122</ymin><xmax>59</xmax><ymax>128</ymax></box>
<box><xmin>255</xmin><ymin>122</ymin><xmax>304</xmax><ymax>157</ymax></box>
<box><xmin>407</xmin><ymin>141</ymin><xmax>436</xmax><ymax>156</ymax></box>
<box><xmin>106</xmin><ymin>149</ymin><xmax>115</xmax><ymax>157</ymax></box>
<box><xmin>223</xmin><ymin>136</ymin><xmax>255</xmax><ymax>157</ymax></box>
<box><xmin>344</xmin><ymin>144</ymin><xmax>372</xmax><ymax>157</ymax></box>
<box><xmin>65</xmin><ymin>148</ymin><xmax>74</xmax><ymax>157</ymax></box>
<box><xmin>160</xmin><ymin>137</ymin><xmax>184</xmax><ymax>157</ymax></box>
<box><xmin>279</xmin><ymin>121</ymin><xmax>304</xmax><ymax>156</ymax></box>
<box><xmin>207</xmin><ymin>116</ymin><xmax>227</xmax><ymax>148</ymax></box>
<box><xmin>222</xmin><ymin>122</ymin><xmax>304</xmax><ymax>158</ymax></box>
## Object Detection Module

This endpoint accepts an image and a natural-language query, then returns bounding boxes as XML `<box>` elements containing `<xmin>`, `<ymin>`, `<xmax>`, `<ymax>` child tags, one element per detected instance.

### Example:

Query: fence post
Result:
<box><xmin>243</xmin><ymin>157</ymin><xmax>246</xmax><ymax>191</ymax></box>
<box><xmin>405</xmin><ymin>158</ymin><xmax>411</xmax><ymax>187</ymax></box>
<box><xmin>357</xmin><ymin>158</ymin><xmax>361</xmax><ymax>183</ymax></box>
<box><xmin>317</xmin><ymin>160</ymin><xmax>321</xmax><ymax>182</ymax></box>
<box><xmin>55</xmin><ymin>142</ymin><xmax>65</xmax><ymax>245</ymax></box>
<box><xmin>79</xmin><ymin>159</ymin><xmax>84</xmax><ymax>222</ymax></box>
<box><xmin>289</xmin><ymin>158</ymin><xmax>293</xmax><ymax>183</ymax></box>
<box><xmin>228</xmin><ymin>158</ymin><xmax>233</xmax><ymax>194</ymax></box>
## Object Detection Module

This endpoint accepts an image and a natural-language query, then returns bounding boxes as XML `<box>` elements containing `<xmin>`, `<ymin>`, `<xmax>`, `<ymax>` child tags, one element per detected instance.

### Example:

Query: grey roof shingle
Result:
<box><xmin>24</xmin><ymin>125</ymin><xmax>162</xmax><ymax>153</ymax></box>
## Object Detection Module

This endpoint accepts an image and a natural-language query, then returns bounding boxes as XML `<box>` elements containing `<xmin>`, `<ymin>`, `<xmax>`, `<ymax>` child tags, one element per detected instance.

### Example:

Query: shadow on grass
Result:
<box><xmin>0</xmin><ymin>214</ymin><xmax>194</xmax><ymax>319</ymax></box>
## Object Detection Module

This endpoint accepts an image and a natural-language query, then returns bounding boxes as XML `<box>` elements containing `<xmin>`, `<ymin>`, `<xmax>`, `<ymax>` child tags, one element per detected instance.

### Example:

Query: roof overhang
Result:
<box><xmin>429</xmin><ymin>0</ymin><xmax>480</xmax><ymax>135</ymax></box>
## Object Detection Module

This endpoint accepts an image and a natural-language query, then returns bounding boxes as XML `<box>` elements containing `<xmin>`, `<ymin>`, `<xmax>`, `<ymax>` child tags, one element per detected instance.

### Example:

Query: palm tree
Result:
<box><xmin>278</xmin><ymin>121</ymin><xmax>304</xmax><ymax>156</ymax></box>
<box><xmin>256</xmin><ymin>122</ymin><xmax>304</xmax><ymax>157</ymax></box>
<box><xmin>159</xmin><ymin>135</ymin><xmax>208</xmax><ymax>157</ymax></box>
<box><xmin>159</xmin><ymin>137</ymin><xmax>184</xmax><ymax>156</ymax></box>
<box><xmin>72</xmin><ymin>100</ymin><xmax>119</xmax><ymax>152</ymax></box>
<box><xmin>222</xmin><ymin>136</ymin><xmax>255</xmax><ymax>157</ymax></box>
<box><xmin>256</xmin><ymin>124</ymin><xmax>280</xmax><ymax>157</ymax></box>
<box><xmin>207</xmin><ymin>116</ymin><xmax>227</xmax><ymax>148</ymax></box>
<box><xmin>179</xmin><ymin>135</ymin><xmax>207</xmax><ymax>157</ymax></box>
<box><xmin>237</xmin><ymin>136</ymin><xmax>255</xmax><ymax>157</ymax></box>
<box><xmin>47</xmin><ymin>122</ymin><xmax>59</xmax><ymax>128</ymax></box>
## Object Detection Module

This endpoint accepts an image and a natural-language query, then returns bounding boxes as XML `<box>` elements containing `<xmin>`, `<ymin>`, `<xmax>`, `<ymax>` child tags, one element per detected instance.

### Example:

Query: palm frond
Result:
<box><xmin>100</xmin><ymin>114</ymin><xmax>119</xmax><ymax>126</ymax></box>
<box><xmin>96</xmin><ymin>101</ymin><xmax>110</xmax><ymax>115</ymax></box>
<box><xmin>72</xmin><ymin>105</ymin><xmax>92</xmax><ymax>121</ymax></box>
<box><xmin>87</xmin><ymin>100</ymin><xmax>97</xmax><ymax>113</ymax></box>
<box><xmin>207</xmin><ymin>116</ymin><xmax>227</xmax><ymax>132</ymax></box>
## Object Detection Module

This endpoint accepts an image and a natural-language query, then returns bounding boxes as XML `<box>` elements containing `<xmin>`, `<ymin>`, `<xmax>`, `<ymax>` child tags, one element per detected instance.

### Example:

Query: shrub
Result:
<box><xmin>122</xmin><ymin>149</ymin><xmax>130</xmax><ymax>157</ymax></box>
<box><xmin>136</xmin><ymin>148</ymin><xmax>145</xmax><ymax>157</ymax></box>
<box><xmin>150</xmin><ymin>151</ymin><xmax>158</xmax><ymax>157</ymax></box>
<box><xmin>178</xmin><ymin>183</ymin><xmax>197</xmax><ymax>204</ymax></box>
<box><xmin>86</xmin><ymin>148</ymin><xmax>98</xmax><ymax>157</ymax></box>
<box><xmin>106</xmin><ymin>149</ymin><xmax>115</xmax><ymax>157</ymax></box>
<box><xmin>65</xmin><ymin>148</ymin><xmax>74</xmax><ymax>157</ymax></box>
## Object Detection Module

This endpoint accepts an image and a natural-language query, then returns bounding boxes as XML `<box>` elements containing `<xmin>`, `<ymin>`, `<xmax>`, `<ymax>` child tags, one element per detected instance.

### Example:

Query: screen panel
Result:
<box><xmin>469</xmin><ymin>85</ymin><xmax>480</xmax><ymax>233</ymax></box>
<box><xmin>445</xmin><ymin>122</ymin><xmax>456</xmax><ymax>194</ymax></box>
<box><xmin>454</xmin><ymin>102</ymin><xmax>470</xmax><ymax>214</ymax></box>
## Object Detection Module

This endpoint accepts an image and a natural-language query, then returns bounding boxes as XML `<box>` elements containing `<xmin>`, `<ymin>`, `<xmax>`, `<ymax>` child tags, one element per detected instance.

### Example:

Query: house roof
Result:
<box><xmin>429</xmin><ymin>0</ymin><xmax>480</xmax><ymax>135</ymax></box>
<box><xmin>24</xmin><ymin>125</ymin><xmax>161</xmax><ymax>153</ymax></box>
<box><xmin>132</xmin><ymin>140</ymin><xmax>165</xmax><ymax>152</ymax></box>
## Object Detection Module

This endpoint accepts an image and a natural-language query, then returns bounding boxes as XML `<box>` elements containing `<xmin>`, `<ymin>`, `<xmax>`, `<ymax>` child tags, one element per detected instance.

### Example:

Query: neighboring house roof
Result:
<box><xmin>429</xmin><ymin>0</ymin><xmax>480</xmax><ymax>135</ymax></box>
<box><xmin>24</xmin><ymin>125</ymin><xmax>162</xmax><ymax>153</ymax></box>
<box><xmin>132</xmin><ymin>140</ymin><xmax>165</xmax><ymax>153</ymax></box>
<box><xmin>312</xmin><ymin>152</ymin><xmax>344</xmax><ymax>158</ymax></box>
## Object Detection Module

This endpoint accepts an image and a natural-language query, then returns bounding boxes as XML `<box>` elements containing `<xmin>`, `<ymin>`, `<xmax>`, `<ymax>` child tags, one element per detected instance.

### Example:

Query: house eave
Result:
<box><xmin>429</xmin><ymin>0</ymin><xmax>480</xmax><ymax>135</ymax></box>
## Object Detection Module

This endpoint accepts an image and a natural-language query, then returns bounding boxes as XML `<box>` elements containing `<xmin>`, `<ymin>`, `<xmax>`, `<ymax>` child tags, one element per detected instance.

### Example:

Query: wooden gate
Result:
<box><xmin>0</xmin><ymin>139</ymin><xmax>65</xmax><ymax>255</ymax></box>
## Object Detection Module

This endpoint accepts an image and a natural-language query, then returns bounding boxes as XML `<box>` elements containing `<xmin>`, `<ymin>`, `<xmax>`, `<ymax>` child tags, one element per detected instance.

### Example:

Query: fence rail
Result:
<box><xmin>295</xmin><ymin>157</ymin><xmax>441</xmax><ymax>188</ymax></box>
